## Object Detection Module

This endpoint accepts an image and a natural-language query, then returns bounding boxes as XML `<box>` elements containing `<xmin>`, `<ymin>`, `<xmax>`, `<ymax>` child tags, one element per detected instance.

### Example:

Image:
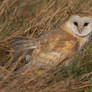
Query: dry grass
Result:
<box><xmin>0</xmin><ymin>0</ymin><xmax>92</xmax><ymax>92</ymax></box>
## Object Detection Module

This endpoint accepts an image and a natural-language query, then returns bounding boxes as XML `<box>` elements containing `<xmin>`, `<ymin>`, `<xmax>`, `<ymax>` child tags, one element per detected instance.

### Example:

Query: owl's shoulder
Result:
<box><xmin>40</xmin><ymin>28</ymin><xmax>77</xmax><ymax>41</ymax></box>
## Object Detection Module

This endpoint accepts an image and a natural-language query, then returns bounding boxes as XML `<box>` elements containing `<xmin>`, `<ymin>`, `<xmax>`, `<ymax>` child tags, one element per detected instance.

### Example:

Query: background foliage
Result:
<box><xmin>0</xmin><ymin>0</ymin><xmax>92</xmax><ymax>92</ymax></box>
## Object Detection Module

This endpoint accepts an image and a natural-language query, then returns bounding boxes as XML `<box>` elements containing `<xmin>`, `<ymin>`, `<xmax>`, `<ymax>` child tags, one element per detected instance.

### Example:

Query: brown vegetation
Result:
<box><xmin>0</xmin><ymin>0</ymin><xmax>92</xmax><ymax>92</ymax></box>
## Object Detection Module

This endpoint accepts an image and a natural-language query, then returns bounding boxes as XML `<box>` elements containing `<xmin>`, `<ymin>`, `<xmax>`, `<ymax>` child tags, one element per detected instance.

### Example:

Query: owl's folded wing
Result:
<box><xmin>12</xmin><ymin>30</ymin><xmax>79</xmax><ymax>69</ymax></box>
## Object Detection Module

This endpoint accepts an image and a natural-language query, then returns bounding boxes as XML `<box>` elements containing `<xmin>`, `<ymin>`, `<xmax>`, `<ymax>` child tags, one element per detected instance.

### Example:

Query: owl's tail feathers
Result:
<box><xmin>12</xmin><ymin>37</ymin><xmax>39</xmax><ymax>61</ymax></box>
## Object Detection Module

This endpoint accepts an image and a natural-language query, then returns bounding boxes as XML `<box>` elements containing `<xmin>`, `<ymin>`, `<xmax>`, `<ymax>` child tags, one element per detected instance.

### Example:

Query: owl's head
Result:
<box><xmin>67</xmin><ymin>12</ymin><xmax>92</xmax><ymax>37</ymax></box>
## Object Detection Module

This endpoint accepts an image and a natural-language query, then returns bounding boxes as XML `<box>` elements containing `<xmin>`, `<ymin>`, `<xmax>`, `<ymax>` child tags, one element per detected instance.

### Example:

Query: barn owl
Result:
<box><xmin>13</xmin><ymin>12</ymin><xmax>92</xmax><ymax>69</ymax></box>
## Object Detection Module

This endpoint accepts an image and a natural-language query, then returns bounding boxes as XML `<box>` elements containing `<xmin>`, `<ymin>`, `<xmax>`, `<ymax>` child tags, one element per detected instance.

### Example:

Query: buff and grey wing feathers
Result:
<box><xmin>12</xmin><ymin>29</ymin><xmax>79</xmax><ymax>68</ymax></box>
<box><xmin>12</xmin><ymin>37</ymin><xmax>40</xmax><ymax>60</ymax></box>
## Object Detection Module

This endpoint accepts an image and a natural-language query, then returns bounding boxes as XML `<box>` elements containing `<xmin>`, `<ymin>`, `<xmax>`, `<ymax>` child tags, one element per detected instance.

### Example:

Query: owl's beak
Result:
<box><xmin>78</xmin><ymin>27</ymin><xmax>83</xmax><ymax>33</ymax></box>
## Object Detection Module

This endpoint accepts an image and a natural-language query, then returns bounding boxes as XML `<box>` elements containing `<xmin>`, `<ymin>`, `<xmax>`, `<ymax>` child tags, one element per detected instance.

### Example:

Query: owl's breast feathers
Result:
<box><xmin>32</xmin><ymin>29</ymin><xmax>80</xmax><ymax>67</ymax></box>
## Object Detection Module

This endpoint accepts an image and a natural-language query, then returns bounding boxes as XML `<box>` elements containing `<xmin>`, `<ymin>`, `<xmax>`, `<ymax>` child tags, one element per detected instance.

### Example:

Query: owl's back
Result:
<box><xmin>31</xmin><ymin>29</ymin><xmax>79</xmax><ymax>68</ymax></box>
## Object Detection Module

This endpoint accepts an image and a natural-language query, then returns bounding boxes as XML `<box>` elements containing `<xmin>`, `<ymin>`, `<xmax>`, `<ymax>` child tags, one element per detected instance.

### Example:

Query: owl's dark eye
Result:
<box><xmin>84</xmin><ymin>22</ymin><xmax>89</xmax><ymax>26</ymax></box>
<box><xmin>73</xmin><ymin>22</ymin><xmax>78</xmax><ymax>26</ymax></box>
